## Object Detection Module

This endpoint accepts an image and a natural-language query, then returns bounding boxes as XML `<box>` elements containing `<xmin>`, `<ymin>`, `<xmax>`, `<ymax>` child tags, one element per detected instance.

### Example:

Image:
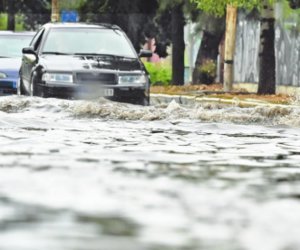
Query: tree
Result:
<box><xmin>157</xmin><ymin>0</ymin><xmax>202</xmax><ymax>85</ymax></box>
<box><xmin>258</xmin><ymin>0</ymin><xmax>275</xmax><ymax>94</ymax></box>
<box><xmin>192</xmin><ymin>0</ymin><xmax>276</xmax><ymax>95</ymax></box>
<box><xmin>59</xmin><ymin>0</ymin><xmax>86</xmax><ymax>10</ymax></box>
<box><xmin>170</xmin><ymin>2</ymin><xmax>185</xmax><ymax>85</ymax></box>
<box><xmin>0</xmin><ymin>0</ymin><xmax>51</xmax><ymax>30</ymax></box>
<box><xmin>79</xmin><ymin>0</ymin><xmax>158</xmax><ymax>52</ymax></box>
<box><xmin>289</xmin><ymin>0</ymin><xmax>300</xmax><ymax>8</ymax></box>
<box><xmin>192</xmin><ymin>14</ymin><xmax>225</xmax><ymax>84</ymax></box>
<box><xmin>7</xmin><ymin>0</ymin><xmax>16</xmax><ymax>30</ymax></box>
<box><xmin>22</xmin><ymin>0</ymin><xmax>51</xmax><ymax>30</ymax></box>
<box><xmin>1</xmin><ymin>0</ymin><xmax>20</xmax><ymax>30</ymax></box>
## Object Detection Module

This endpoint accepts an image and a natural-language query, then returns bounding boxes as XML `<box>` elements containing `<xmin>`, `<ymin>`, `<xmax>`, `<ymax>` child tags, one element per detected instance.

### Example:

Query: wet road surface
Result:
<box><xmin>1</xmin><ymin>96</ymin><xmax>300</xmax><ymax>250</ymax></box>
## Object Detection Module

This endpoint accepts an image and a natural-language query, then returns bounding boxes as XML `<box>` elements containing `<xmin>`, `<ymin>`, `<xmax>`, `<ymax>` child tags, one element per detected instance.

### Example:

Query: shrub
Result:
<box><xmin>144</xmin><ymin>62</ymin><xmax>171</xmax><ymax>86</ymax></box>
<box><xmin>200</xmin><ymin>59</ymin><xmax>217</xmax><ymax>77</ymax></box>
<box><xmin>197</xmin><ymin>59</ymin><xmax>217</xmax><ymax>84</ymax></box>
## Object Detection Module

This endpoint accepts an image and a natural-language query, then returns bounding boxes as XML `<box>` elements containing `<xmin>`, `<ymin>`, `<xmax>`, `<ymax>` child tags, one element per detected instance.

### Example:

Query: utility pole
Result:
<box><xmin>223</xmin><ymin>5</ymin><xmax>237</xmax><ymax>92</ymax></box>
<box><xmin>51</xmin><ymin>0</ymin><xmax>59</xmax><ymax>22</ymax></box>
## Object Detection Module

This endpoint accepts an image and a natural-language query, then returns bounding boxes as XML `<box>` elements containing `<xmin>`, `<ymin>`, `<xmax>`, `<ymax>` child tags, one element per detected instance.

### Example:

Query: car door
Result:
<box><xmin>21</xmin><ymin>28</ymin><xmax>45</xmax><ymax>93</ymax></box>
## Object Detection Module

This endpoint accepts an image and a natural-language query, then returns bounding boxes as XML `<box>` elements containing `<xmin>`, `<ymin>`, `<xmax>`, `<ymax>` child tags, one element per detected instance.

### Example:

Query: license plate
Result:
<box><xmin>101</xmin><ymin>88</ymin><xmax>114</xmax><ymax>97</ymax></box>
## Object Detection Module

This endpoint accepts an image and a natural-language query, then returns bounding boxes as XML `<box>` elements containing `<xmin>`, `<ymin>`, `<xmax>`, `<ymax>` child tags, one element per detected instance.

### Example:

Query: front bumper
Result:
<box><xmin>0</xmin><ymin>79</ymin><xmax>17</xmax><ymax>95</ymax></box>
<box><xmin>37</xmin><ymin>83</ymin><xmax>149</xmax><ymax>104</ymax></box>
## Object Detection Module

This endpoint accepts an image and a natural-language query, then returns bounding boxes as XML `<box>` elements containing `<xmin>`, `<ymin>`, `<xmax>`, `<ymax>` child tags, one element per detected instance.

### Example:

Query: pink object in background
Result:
<box><xmin>144</xmin><ymin>38</ymin><xmax>160</xmax><ymax>62</ymax></box>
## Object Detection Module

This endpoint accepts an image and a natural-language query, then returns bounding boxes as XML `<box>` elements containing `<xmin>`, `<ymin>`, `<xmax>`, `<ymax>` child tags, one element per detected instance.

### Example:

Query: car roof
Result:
<box><xmin>0</xmin><ymin>31</ymin><xmax>35</xmax><ymax>36</ymax></box>
<box><xmin>42</xmin><ymin>22</ymin><xmax>121</xmax><ymax>30</ymax></box>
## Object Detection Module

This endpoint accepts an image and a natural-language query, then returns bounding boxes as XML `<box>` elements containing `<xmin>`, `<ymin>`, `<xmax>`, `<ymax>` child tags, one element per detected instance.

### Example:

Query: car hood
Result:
<box><xmin>40</xmin><ymin>55</ymin><xmax>143</xmax><ymax>72</ymax></box>
<box><xmin>0</xmin><ymin>57</ymin><xmax>21</xmax><ymax>70</ymax></box>
<box><xmin>0</xmin><ymin>57</ymin><xmax>21</xmax><ymax>79</ymax></box>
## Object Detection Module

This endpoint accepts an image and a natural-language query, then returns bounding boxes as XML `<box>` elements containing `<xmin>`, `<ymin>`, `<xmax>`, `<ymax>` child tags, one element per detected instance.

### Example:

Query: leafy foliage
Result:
<box><xmin>195</xmin><ymin>59</ymin><xmax>217</xmax><ymax>84</ymax></box>
<box><xmin>289</xmin><ymin>0</ymin><xmax>300</xmax><ymax>9</ymax></box>
<box><xmin>59</xmin><ymin>0</ymin><xmax>85</xmax><ymax>10</ymax></box>
<box><xmin>199</xmin><ymin>59</ymin><xmax>217</xmax><ymax>77</ymax></box>
<box><xmin>144</xmin><ymin>62</ymin><xmax>172</xmax><ymax>86</ymax></box>
<box><xmin>0</xmin><ymin>0</ymin><xmax>51</xmax><ymax>30</ymax></box>
<box><xmin>191</xmin><ymin>0</ymin><xmax>274</xmax><ymax>16</ymax></box>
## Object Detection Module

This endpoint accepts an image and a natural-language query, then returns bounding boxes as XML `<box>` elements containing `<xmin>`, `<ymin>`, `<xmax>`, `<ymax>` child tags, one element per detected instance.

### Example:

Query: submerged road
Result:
<box><xmin>0</xmin><ymin>95</ymin><xmax>300</xmax><ymax>250</ymax></box>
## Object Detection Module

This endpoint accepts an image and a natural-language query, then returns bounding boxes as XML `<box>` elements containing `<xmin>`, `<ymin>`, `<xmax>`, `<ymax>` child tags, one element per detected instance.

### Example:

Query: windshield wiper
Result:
<box><xmin>74</xmin><ymin>53</ymin><xmax>115</xmax><ymax>57</ymax></box>
<box><xmin>42</xmin><ymin>52</ymin><xmax>73</xmax><ymax>55</ymax></box>
<box><xmin>74</xmin><ymin>53</ymin><xmax>135</xmax><ymax>60</ymax></box>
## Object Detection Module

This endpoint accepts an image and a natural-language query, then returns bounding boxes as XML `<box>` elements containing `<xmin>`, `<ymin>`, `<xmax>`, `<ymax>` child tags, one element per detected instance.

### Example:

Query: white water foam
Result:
<box><xmin>0</xmin><ymin>95</ymin><xmax>299</xmax><ymax>127</ymax></box>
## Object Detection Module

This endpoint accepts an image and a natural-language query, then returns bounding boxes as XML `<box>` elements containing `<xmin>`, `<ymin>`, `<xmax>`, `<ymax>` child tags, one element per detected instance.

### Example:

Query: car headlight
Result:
<box><xmin>42</xmin><ymin>73</ymin><xmax>73</xmax><ymax>83</ymax></box>
<box><xmin>118</xmin><ymin>74</ymin><xmax>147</xmax><ymax>85</ymax></box>
<box><xmin>0</xmin><ymin>72</ymin><xmax>7</xmax><ymax>79</ymax></box>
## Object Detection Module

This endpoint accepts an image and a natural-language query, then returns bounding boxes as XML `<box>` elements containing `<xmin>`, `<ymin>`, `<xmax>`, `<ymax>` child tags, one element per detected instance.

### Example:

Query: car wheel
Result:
<box><xmin>115</xmin><ymin>91</ymin><xmax>150</xmax><ymax>106</ymax></box>
<box><xmin>139</xmin><ymin>96</ymin><xmax>150</xmax><ymax>106</ymax></box>
<box><xmin>132</xmin><ymin>95</ymin><xmax>149</xmax><ymax>106</ymax></box>
<box><xmin>136</xmin><ymin>89</ymin><xmax>150</xmax><ymax>106</ymax></box>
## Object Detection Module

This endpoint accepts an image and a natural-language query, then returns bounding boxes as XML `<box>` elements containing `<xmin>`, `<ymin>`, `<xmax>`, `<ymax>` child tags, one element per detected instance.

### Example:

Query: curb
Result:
<box><xmin>150</xmin><ymin>93</ymin><xmax>300</xmax><ymax>108</ymax></box>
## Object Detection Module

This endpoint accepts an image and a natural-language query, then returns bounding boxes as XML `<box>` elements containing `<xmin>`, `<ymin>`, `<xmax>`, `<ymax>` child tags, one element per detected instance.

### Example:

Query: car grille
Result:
<box><xmin>76</xmin><ymin>73</ymin><xmax>117</xmax><ymax>85</ymax></box>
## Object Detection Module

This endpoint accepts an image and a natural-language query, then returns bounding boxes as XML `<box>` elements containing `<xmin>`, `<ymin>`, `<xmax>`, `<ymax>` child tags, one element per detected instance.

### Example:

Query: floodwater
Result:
<box><xmin>1</xmin><ymin>95</ymin><xmax>300</xmax><ymax>250</ymax></box>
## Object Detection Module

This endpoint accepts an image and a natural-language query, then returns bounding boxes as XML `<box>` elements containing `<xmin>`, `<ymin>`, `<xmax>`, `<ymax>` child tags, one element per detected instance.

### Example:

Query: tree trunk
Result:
<box><xmin>289</xmin><ymin>0</ymin><xmax>300</xmax><ymax>9</ymax></box>
<box><xmin>192</xmin><ymin>17</ymin><xmax>225</xmax><ymax>84</ymax></box>
<box><xmin>258</xmin><ymin>0</ymin><xmax>276</xmax><ymax>95</ymax></box>
<box><xmin>171</xmin><ymin>3</ymin><xmax>185</xmax><ymax>85</ymax></box>
<box><xmin>7</xmin><ymin>0</ymin><xmax>15</xmax><ymax>31</ymax></box>
<box><xmin>224</xmin><ymin>5</ymin><xmax>237</xmax><ymax>92</ymax></box>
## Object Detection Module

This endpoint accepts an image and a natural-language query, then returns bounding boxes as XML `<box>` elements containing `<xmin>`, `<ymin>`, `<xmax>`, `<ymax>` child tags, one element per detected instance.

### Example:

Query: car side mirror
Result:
<box><xmin>23</xmin><ymin>47</ymin><xmax>36</xmax><ymax>55</ymax></box>
<box><xmin>139</xmin><ymin>49</ymin><xmax>153</xmax><ymax>58</ymax></box>
<box><xmin>22</xmin><ymin>47</ymin><xmax>38</xmax><ymax>63</ymax></box>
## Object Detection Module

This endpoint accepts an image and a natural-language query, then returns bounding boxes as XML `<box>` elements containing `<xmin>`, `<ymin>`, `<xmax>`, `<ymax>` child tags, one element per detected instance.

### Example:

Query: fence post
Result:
<box><xmin>224</xmin><ymin>5</ymin><xmax>237</xmax><ymax>92</ymax></box>
<box><xmin>51</xmin><ymin>0</ymin><xmax>59</xmax><ymax>22</ymax></box>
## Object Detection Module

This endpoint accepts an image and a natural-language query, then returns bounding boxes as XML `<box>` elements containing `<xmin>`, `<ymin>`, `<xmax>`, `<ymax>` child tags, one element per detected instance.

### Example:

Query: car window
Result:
<box><xmin>0</xmin><ymin>35</ymin><xmax>33</xmax><ymax>57</ymax></box>
<box><xmin>42</xmin><ymin>28</ymin><xmax>137</xmax><ymax>58</ymax></box>
<box><xmin>30</xmin><ymin>29</ymin><xmax>45</xmax><ymax>51</ymax></box>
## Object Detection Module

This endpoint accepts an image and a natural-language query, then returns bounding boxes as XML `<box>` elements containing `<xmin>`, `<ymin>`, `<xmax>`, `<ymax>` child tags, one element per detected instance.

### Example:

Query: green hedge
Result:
<box><xmin>144</xmin><ymin>62</ymin><xmax>171</xmax><ymax>86</ymax></box>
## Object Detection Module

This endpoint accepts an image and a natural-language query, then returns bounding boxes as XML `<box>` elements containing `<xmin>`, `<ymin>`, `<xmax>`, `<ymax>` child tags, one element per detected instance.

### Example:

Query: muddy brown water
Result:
<box><xmin>0</xmin><ymin>96</ymin><xmax>300</xmax><ymax>250</ymax></box>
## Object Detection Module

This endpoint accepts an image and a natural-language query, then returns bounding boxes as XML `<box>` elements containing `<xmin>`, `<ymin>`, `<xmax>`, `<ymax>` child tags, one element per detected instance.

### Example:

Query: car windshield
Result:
<box><xmin>0</xmin><ymin>34</ymin><xmax>32</xmax><ymax>57</ymax></box>
<box><xmin>42</xmin><ymin>28</ymin><xmax>137</xmax><ymax>58</ymax></box>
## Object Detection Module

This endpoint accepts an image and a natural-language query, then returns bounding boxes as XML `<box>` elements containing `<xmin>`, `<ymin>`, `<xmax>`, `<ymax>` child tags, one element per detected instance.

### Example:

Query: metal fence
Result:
<box><xmin>234</xmin><ymin>10</ymin><xmax>300</xmax><ymax>86</ymax></box>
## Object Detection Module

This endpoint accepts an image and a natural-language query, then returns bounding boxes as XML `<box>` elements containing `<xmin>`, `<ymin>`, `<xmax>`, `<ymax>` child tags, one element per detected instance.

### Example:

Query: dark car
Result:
<box><xmin>0</xmin><ymin>31</ymin><xmax>34</xmax><ymax>95</ymax></box>
<box><xmin>19</xmin><ymin>23</ymin><xmax>152</xmax><ymax>105</ymax></box>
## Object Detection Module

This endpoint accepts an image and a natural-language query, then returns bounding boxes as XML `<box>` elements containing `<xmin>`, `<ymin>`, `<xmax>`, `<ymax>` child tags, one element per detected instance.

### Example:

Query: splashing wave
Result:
<box><xmin>0</xmin><ymin>96</ymin><xmax>299</xmax><ymax>126</ymax></box>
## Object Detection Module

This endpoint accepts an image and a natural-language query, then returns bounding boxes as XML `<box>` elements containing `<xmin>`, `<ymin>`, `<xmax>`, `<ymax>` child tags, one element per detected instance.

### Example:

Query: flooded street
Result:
<box><xmin>1</xmin><ymin>95</ymin><xmax>300</xmax><ymax>250</ymax></box>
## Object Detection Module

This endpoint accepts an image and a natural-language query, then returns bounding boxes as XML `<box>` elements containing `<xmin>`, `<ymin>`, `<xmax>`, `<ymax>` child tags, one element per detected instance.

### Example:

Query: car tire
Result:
<box><xmin>30</xmin><ymin>82</ymin><xmax>43</xmax><ymax>97</ymax></box>
<box><xmin>133</xmin><ymin>95</ymin><xmax>149</xmax><ymax>106</ymax></box>
<box><xmin>141</xmin><ymin>96</ymin><xmax>150</xmax><ymax>106</ymax></box>
<box><xmin>138</xmin><ymin>85</ymin><xmax>150</xmax><ymax>106</ymax></box>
